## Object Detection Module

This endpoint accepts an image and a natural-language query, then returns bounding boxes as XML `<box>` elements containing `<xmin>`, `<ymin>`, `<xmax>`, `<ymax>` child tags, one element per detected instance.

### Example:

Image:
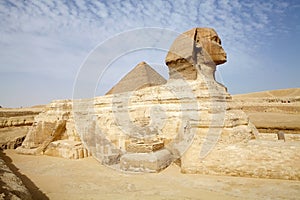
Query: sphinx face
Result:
<box><xmin>195</xmin><ymin>28</ymin><xmax>227</xmax><ymax>65</ymax></box>
<box><xmin>165</xmin><ymin>27</ymin><xmax>227</xmax><ymax>80</ymax></box>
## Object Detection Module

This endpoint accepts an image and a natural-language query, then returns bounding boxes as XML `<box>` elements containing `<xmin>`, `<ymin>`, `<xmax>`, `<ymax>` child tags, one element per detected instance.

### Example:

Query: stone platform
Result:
<box><xmin>120</xmin><ymin>149</ymin><xmax>172</xmax><ymax>173</ymax></box>
<box><xmin>126</xmin><ymin>140</ymin><xmax>164</xmax><ymax>153</ymax></box>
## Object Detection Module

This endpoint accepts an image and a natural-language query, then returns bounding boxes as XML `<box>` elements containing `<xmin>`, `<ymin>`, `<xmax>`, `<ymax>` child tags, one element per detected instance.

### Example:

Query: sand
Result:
<box><xmin>232</xmin><ymin>88</ymin><xmax>300</xmax><ymax>134</ymax></box>
<box><xmin>2</xmin><ymin>150</ymin><xmax>299</xmax><ymax>200</ymax></box>
<box><xmin>233</xmin><ymin>88</ymin><xmax>300</xmax><ymax>99</ymax></box>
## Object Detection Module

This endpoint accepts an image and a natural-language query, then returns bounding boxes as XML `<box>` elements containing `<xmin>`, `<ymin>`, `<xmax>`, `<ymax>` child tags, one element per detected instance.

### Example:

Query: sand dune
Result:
<box><xmin>233</xmin><ymin>88</ymin><xmax>300</xmax><ymax>99</ymax></box>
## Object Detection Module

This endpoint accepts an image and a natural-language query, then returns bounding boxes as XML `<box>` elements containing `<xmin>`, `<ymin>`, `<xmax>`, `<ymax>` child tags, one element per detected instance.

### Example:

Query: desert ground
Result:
<box><xmin>233</xmin><ymin>88</ymin><xmax>300</xmax><ymax>135</ymax></box>
<box><xmin>2</xmin><ymin>149</ymin><xmax>300</xmax><ymax>200</ymax></box>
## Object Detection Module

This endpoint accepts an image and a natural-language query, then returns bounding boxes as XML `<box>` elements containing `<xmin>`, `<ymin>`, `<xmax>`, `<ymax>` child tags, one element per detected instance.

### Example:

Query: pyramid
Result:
<box><xmin>106</xmin><ymin>61</ymin><xmax>167</xmax><ymax>95</ymax></box>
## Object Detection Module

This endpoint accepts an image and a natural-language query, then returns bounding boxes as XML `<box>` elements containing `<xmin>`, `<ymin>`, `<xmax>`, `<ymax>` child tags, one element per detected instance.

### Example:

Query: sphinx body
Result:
<box><xmin>16</xmin><ymin>28</ymin><xmax>299</xmax><ymax>180</ymax></box>
<box><xmin>17</xmin><ymin>27</ymin><xmax>257</xmax><ymax>171</ymax></box>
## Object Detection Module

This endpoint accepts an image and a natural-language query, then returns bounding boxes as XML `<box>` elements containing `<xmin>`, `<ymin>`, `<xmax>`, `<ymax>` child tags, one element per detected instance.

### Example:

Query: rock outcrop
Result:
<box><xmin>0</xmin><ymin>107</ymin><xmax>44</xmax><ymax>149</ymax></box>
<box><xmin>16</xmin><ymin>28</ymin><xmax>300</xmax><ymax>180</ymax></box>
<box><xmin>16</xmin><ymin>101</ymin><xmax>89</xmax><ymax>159</ymax></box>
<box><xmin>0</xmin><ymin>152</ymin><xmax>32</xmax><ymax>200</ymax></box>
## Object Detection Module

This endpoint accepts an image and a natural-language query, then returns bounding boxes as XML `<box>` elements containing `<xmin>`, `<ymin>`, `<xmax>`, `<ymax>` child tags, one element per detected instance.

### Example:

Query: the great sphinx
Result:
<box><xmin>17</xmin><ymin>28</ymin><xmax>299</xmax><ymax>179</ymax></box>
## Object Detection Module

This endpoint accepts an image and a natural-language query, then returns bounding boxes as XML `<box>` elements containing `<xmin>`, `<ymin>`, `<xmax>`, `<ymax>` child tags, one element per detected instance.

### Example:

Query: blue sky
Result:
<box><xmin>0</xmin><ymin>0</ymin><xmax>299</xmax><ymax>107</ymax></box>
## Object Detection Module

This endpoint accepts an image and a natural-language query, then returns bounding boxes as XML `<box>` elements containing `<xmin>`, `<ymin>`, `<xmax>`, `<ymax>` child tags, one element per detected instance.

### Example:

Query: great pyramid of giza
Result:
<box><xmin>106</xmin><ymin>61</ymin><xmax>167</xmax><ymax>95</ymax></box>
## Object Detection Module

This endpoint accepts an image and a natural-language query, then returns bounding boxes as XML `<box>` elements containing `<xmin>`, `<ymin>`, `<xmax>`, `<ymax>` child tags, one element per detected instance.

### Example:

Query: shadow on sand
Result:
<box><xmin>0</xmin><ymin>150</ymin><xmax>49</xmax><ymax>200</ymax></box>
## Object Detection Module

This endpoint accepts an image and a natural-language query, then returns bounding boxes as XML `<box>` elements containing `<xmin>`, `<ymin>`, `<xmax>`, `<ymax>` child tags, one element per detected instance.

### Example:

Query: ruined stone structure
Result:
<box><xmin>16</xmin><ymin>28</ymin><xmax>300</xmax><ymax>180</ymax></box>
<box><xmin>16</xmin><ymin>100</ymin><xmax>89</xmax><ymax>159</ymax></box>
<box><xmin>0</xmin><ymin>106</ymin><xmax>44</xmax><ymax>149</ymax></box>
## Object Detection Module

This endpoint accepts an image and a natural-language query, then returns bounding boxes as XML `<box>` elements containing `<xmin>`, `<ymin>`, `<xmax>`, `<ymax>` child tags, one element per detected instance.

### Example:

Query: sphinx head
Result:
<box><xmin>166</xmin><ymin>28</ymin><xmax>226</xmax><ymax>80</ymax></box>
<box><xmin>194</xmin><ymin>28</ymin><xmax>227</xmax><ymax>65</ymax></box>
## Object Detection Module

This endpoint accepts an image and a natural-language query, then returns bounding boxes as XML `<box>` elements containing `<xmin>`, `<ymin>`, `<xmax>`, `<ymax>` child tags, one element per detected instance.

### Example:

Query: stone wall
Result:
<box><xmin>16</xmin><ymin>100</ymin><xmax>89</xmax><ymax>159</ymax></box>
<box><xmin>0</xmin><ymin>107</ymin><xmax>44</xmax><ymax>149</ymax></box>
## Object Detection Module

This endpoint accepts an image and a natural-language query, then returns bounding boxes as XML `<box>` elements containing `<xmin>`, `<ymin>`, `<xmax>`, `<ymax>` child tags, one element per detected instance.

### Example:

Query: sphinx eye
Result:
<box><xmin>212</xmin><ymin>36</ymin><xmax>221</xmax><ymax>45</ymax></box>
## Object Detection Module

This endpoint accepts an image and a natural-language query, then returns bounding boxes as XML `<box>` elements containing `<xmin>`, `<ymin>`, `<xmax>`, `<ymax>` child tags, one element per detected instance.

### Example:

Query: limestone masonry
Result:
<box><xmin>0</xmin><ymin>106</ymin><xmax>44</xmax><ymax>149</ymax></box>
<box><xmin>16</xmin><ymin>28</ymin><xmax>299</xmax><ymax>180</ymax></box>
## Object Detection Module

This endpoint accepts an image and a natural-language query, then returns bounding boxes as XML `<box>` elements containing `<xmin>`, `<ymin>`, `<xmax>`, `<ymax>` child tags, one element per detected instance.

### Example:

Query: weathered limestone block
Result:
<box><xmin>16</xmin><ymin>119</ymin><xmax>66</xmax><ymax>154</ymax></box>
<box><xmin>0</xmin><ymin>107</ymin><xmax>43</xmax><ymax>128</ymax></box>
<box><xmin>19</xmin><ymin>100</ymin><xmax>71</xmax><ymax>150</ymax></box>
<box><xmin>126</xmin><ymin>140</ymin><xmax>164</xmax><ymax>153</ymax></box>
<box><xmin>16</xmin><ymin>100</ymin><xmax>88</xmax><ymax>159</ymax></box>
<box><xmin>0</xmin><ymin>127</ymin><xmax>29</xmax><ymax>150</ymax></box>
<box><xmin>0</xmin><ymin>115</ymin><xmax>35</xmax><ymax>128</ymax></box>
<box><xmin>120</xmin><ymin>149</ymin><xmax>172</xmax><ymax>172</ymax></box>
<box><xmin>223</xmin><ymin>110</ymin><xmax>249</xmax><ymax>128</ymax></box>
<box><xmin>0</xmin><ymin>107</ymin><xmax>44</xmax><ymax>149</ymax></box>
<box><xmin>181</xmin><ymin>140</ymin><xmax>300</xmax><ymax>180</ymax></box>
<box><xmin>44</xmin><ymin>140</ymin><xmax>89</xmax><ymax>159</ymax></box>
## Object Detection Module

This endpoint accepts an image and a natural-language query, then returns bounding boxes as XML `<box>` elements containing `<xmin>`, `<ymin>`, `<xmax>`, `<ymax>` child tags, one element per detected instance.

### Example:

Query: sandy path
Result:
<box><xmin>2</xmin><ymin>150</ymin><xmax>300</xmax><ymax>200</ymax></box>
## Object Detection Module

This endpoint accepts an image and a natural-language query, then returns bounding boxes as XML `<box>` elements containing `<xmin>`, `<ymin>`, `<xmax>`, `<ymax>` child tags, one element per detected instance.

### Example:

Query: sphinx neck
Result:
<box><xmin>196</xmin><ymin>63</ymin><xmax>227</xmax><ymax>92</ymax></box>
<box><xmin>196</xmin><ymin>62</ymin><xmax>216</xmax><ymax>81</ymax></box>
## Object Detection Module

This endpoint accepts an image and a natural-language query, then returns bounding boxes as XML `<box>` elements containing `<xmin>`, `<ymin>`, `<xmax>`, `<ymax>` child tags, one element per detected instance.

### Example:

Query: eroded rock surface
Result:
<box><xmin>16</xmin><ymin>101</ymin><xmax>89</xmax><ymax>159</ymax></box>
<box><xmin>0</xmin><ymin>107</ymin><xmax>44</xmax><ymax>150</ymax></box>
<box><xmin>0</xmin><ymin>153</ymin><xmax>32</xmax><ymax>200</ymax></box>
<box><xmin>165</xmin><ymin>28</ymin><xmax>226</xmax><ymax>80</ymax></box>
